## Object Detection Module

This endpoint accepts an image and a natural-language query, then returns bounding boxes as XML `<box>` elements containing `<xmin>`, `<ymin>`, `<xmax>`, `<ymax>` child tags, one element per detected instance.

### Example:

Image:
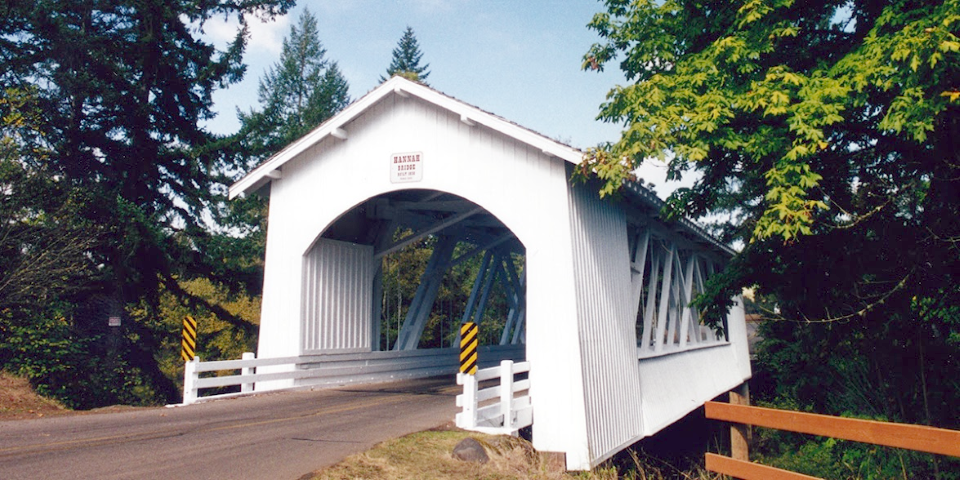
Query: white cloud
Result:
<box><xmin>197</xmin><ymin>13</ymin><xmax>289</xmax><ymax>55</ymax></box>
<box><xmin>245</xmin><ymin>13</ymin><xmax>289</xmax><ymax>55</ymax></box>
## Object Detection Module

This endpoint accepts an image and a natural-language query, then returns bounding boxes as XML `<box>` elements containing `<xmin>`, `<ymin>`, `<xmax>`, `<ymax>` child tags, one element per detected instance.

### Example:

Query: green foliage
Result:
<box><xmin>753</xmin><ymin>399</ymin><xmax>960</xmax><ymax>479</ymax></box>
<box><xmin>0</xmin><ymin>301</ymin><xmax>171</xmax><ymax>409</ymax></box>
<box><xmin>236</xmin><ymin>9</ymin><xmax>351</xmax><ymax>163</ymax></box>
<box><xmin>0</xmin><ymin>310</ymin><xmax>88</xmax><ymax>405</ymax></box>
<box><xmin>129</xmin><ymin>277</ymin><xmax>260</xmax><ymax>392</ymax></box>
<box><xmin>0</xmin><ymin>88</ymin><xmax>101</xmax><ymax>312</ymax></box>
<box><xmin>0</xmin><ymin>88</ymin><xmax>132</xmax><ymax>408</ymax></box>
<box><xmin>584</xmin><ymin>0</ymin><xmax>958</xmax><ymax>243</ymax></box>
<box><xmin>381</xmin><ymin>26</ymin><xmax>431</xmax><ymax>84</ymax></box>
<box><xmin>0</xmin><ymin>0</ymin><xmax>293</xmax><ymax>406</ymax></box>
<box><xmin>751</xmin><ymin>307</ymin><xmax>960</xmax><ymax>477</ymax></box>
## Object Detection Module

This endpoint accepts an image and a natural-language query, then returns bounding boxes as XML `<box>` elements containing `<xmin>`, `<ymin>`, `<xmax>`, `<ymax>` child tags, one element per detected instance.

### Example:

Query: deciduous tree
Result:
<box><xmin>583</xmin><ymin>2</ymin><xmax>959</xmax><ymax>472</ymax></box>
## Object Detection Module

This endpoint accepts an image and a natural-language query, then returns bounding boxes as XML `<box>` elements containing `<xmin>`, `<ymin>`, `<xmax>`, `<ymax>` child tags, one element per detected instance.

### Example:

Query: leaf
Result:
<box><xmin>939</xmin><ymin>40</ymin><xmax>960</xmax><ymax>53</ymax></box>
<box><xmin>941</xmin><ymin>90</ymin><xmax>960</xmax><ymax>102</ymax></box>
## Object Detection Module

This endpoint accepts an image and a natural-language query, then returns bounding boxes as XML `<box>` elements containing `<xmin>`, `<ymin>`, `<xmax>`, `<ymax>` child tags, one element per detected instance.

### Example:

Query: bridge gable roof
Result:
<box><xmin>229</xmin><ymin>76</ymin><xmax>583</xmax><ymax>200</ymax></box>
<box><xmin>229</xmin><ymin>76</ymin><xmax>734</xmax><ymax>257</ymax></box>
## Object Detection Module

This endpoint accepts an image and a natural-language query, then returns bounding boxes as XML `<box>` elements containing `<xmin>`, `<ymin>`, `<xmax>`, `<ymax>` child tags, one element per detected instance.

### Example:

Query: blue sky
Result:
<box><xmin>203</xmin><ymin>0</ymin><xmax>684</xmax><ymax>195</ymax></box>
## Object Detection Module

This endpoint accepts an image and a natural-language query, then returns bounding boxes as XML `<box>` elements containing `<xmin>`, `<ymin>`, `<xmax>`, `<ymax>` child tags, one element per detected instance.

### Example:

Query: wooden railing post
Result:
<box><xmin>240</xmin><ymin>352</ymin><xmax>255</xmax><ymax>393</ymax></box>
<box><xmin>183</xmin><ymin>356</ymin><xmax>200</xmax><ymax>405</ymax></box>
<box><xmin>500</xmin><ymin>360</ymin><xmax>514</xmax><ymax>430</ymax></box>
<box><xmin>730</xmin><ymin>381</ymin><xmax>750</xmax><ymax>461</ymax></box>
<box><xmin>457</xmin><ymin>372</ymin><xmax>478</xmax><ymax>429</ymax></box>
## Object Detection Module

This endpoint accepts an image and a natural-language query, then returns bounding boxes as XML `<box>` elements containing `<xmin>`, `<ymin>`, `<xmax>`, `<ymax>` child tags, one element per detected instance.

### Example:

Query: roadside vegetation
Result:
<box><xmin>0</xmin><ymin>5</ymin><xmax>442</xmax><ymax>411</ymax></box>
<box><xmin>585</xmin><ymin>1</ymin><xmax>959</xmax><ymax>478</ymax></box>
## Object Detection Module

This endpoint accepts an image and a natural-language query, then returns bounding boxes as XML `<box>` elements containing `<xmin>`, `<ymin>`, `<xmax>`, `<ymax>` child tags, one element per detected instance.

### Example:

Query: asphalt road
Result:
<box><xmin>0</xmin><ymin>376</ymin><xmax>460</xmax><ymax>480</ymax></box>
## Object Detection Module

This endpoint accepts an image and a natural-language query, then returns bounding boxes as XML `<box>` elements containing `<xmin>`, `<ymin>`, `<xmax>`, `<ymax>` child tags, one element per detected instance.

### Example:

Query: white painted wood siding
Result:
<box><xmin>638</xmin><ymin>297</ymin><xmax>751</xmax><ymax>436</ymax></box>
<box><xmin>567</xmin><ymin>181</ymin><xmax>645</xmax><ymax>465</ymax></box>
<box><xmin>301</xmin><ymin>238</ymin><xmax>373</xmax><ymax>354</ymax></box>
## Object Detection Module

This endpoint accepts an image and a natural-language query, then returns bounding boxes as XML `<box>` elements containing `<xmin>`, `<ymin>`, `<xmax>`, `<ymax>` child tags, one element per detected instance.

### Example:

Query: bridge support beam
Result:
<box><xmin>636</xmin><ymin>232</ymin><xmax>725</xmax><ymax>355</ymax></box>
<box><xmin>394</xmin><ymin>236</ymin><xmax>457</xmax><ymax>350</ymax></box>
<box><xmin>730</xmin><ymin>382</ymin><xmax>751</xmax><ymax>461</ymax></box>
<box><xmin>391</xmin><ymin>233</ymin><xmax>527</xmax><ymax>352</ymax></box>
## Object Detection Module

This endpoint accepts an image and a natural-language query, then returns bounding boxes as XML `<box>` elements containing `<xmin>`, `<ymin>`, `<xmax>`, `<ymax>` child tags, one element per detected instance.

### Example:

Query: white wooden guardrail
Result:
<box><xmin>182</xmin><ymin>345</ymin><xmax>525</xmax><ymax>405</ymax></box>
<box><xmin>456</xmin><ymin>360</ymin><xmax>532</xmax><ymax>435</ymax></box>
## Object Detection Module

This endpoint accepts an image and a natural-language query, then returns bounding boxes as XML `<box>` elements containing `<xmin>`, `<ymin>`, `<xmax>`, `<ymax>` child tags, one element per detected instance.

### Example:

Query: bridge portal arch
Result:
<box><xmin>301</xmin><ymin>188</ymin><xmax>528</xmax><ymax>358</ymax></box>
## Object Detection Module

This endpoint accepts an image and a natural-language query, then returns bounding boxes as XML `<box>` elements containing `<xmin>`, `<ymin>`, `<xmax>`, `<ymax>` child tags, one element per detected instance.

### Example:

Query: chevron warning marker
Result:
<box><xmin>181</xmin><ymin>315</ymin><xmax>197</xmax><ymax>362</ymax></box>
<box><xmin>459</xmin><ymin>322</ymin><xmax>478</xmax><ymax>374</ymax></box>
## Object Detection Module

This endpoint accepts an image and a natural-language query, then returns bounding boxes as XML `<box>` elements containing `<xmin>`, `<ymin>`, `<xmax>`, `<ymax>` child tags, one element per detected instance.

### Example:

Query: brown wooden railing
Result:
<box><xmin>704</xmin><ymin>401</ymin><xmax>960</xmax><ymax>480</ymax></box>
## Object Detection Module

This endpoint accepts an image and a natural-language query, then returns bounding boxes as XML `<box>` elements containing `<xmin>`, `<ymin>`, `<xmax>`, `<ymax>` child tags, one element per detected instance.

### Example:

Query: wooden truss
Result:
<box><xmin>629</xmin><ymin>225</ymin><xmax>725</xmax><ymax>357</ymax></box>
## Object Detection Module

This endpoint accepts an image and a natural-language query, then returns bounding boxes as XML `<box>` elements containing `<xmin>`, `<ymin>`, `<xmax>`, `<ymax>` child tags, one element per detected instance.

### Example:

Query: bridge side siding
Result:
<box><xmin>567</xmin><ymin>181</ymin><xmax>645</xmax><ymax>468</ymax></box>
<box><xmin>565</xmin><ymin>179</ymin><xmax>752</xmax><ymax>469</ymax></box>
<box><xmin>638</xmin><ymin>298</ymin><xmax>751</xmax><ymax>436</ymax></box>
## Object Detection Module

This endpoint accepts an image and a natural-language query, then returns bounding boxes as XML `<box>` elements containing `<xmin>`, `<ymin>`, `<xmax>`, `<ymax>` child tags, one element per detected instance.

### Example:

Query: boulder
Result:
<box><xmin>452</xmin><ymin>437</ymin><xmax>489</xmax><ymax>464</ymax></box>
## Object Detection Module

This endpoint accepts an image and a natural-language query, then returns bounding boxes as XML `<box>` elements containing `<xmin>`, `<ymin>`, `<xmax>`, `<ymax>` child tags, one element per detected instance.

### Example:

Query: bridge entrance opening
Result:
<box><xmin>303</xmin><ymin>188</ymin><xmax>526</xmax><ymax>371</ymax></box>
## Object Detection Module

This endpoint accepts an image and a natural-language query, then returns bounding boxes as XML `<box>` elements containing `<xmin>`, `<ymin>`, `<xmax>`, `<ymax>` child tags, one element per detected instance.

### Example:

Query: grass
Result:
<box><xmin>311</xmin><ymin>427</ymin><xmax>572</xmax><ymax>480</ymax></box>
<box><xmin>310</xmin><ymin>426</ymin><xmax>721</xmax><ymax>480</ymax></box>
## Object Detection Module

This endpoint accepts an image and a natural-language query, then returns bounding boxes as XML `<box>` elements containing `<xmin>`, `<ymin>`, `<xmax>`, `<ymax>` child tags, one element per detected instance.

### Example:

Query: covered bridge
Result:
<box><xmin>229</xmin><ymin>76</ymin><xmax>751</xmax><ymax>470</ymax></box>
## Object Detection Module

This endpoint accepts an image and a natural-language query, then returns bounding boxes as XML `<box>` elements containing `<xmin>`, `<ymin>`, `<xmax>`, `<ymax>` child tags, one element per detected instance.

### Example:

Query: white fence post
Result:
<box><xmin>183</xmin><ymin>357</ymin><xmax>200</xmax><ymax>405</ymax></box>
<box><xmin>458</xmin><ymin>372</ymin><xmax>478</xmax><ymax>429</ymax></box>
<box><xmin>500</xmin><ymin>360</ymin><xmax>514</xmax><ymax>430</ymax></box>
<box><xmin>455</xmin><ymin>361</ymin><xmax>531</xmax><ymax>435</ymax></box>
<box><xmin>241</xmin><ymin>352</ymin><xmax>255</xmax><ymax>393</ymax></box>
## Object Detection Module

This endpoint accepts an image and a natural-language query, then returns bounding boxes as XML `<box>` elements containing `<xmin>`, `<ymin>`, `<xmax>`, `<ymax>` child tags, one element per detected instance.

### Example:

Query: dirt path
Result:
<box><xmin>0</xmin><ymin>372</ymin><xmax>70</xmax><ymax>420</ymax></box>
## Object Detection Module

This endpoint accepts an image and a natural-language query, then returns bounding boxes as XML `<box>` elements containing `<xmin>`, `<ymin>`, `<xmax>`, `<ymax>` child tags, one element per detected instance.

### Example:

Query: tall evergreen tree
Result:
<box><xmin>0</xmin><ymin>0</ymin><xmax>293</xmax><ymax>406</ymax></box>
<box><xmin>381</xmin><ymin>26</ymin><xmax>431</xmax><ymax>84</ymax></box>
<box><xmin>223</xmin><ymin>10</ymin><xmax>351</xmax><ymax>304</ymax></box>
<box><xmin>237</xmin><ymin>9</ymin><xmax>351</xmax><ymax>162</ymax></box>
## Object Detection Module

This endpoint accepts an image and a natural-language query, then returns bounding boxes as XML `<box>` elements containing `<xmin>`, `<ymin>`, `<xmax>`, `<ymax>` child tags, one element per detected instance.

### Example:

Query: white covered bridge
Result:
<box><xmin>228</xmin><ymin>77</ymin><xmax>751</xmax><ymax>470</ymax></box>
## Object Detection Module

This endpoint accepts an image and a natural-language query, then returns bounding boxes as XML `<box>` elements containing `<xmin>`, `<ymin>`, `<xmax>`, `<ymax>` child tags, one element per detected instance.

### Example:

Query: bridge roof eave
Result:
<box><xmin>622</xmin><ymin>181</ymin><xmax>737</xmax><ymax>259</ymax></box>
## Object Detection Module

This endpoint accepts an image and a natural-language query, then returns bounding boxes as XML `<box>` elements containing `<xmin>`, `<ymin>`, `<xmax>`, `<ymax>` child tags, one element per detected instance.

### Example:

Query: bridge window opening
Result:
<box><xmin>629</xmin><ymin>226</ymin><xmax>726</xmax><ymax>357</ymax></box>
<box><xmin>314</xmin><ymin>189</ymin><xmax>526</xmax><ymax>356</ymax></box>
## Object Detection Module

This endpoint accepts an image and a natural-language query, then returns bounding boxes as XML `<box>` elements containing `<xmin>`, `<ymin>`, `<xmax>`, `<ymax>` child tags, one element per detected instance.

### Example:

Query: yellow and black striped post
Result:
<box><xmin>181</xmin><ymin>315</ymin><xmax>197</xmax><ymax>362</ymax></box>
<box><xmin>459</xmin><ymin>322</ymin><xmax>478</xmax><ymax>374</ymax></box>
